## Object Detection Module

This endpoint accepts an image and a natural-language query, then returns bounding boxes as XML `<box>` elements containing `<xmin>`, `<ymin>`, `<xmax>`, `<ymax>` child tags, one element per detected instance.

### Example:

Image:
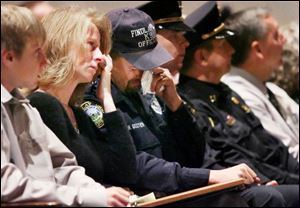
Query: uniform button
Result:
<box><xmin>209</xmin><ymin>95</ymin><xmax>217</xmax><ymax>103</ymax></box>
<box><xmin>191</xmin><ymin>108</ymin><xmax>196</xmax><ymax>114</ymax></box>
<box><xmin>241</xmin><ymin>104</ymin><xmax>251</xmax><ymax>113</ymax></box>
<box><xmin>226</xmin><ymin>115</ymin><xmax>236</xmax><ymax>126</ymax></box>
<box><xmin>231</xmin><ymin>96</ymin><xmax>240</xmax><ymax>105</ymax></box>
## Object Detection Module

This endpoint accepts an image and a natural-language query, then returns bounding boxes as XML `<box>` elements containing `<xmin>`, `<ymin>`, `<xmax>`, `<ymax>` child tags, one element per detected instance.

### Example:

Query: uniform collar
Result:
<box><xmin>1</xmin><ymin>85</ymin><xmax>29</xmax><ymax>104</ymax></box>
<box><xmin>179</xmin><ymin>74</ymin><xmax>226</xmax><ymax>104</ymax></box>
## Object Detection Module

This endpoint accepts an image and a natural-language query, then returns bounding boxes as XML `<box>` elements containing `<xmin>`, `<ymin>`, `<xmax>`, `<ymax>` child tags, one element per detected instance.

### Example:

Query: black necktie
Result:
<box><xmin>267</xmin><ymin>88</ymin><xmax>283</xmax><ymax>118</ymax></box>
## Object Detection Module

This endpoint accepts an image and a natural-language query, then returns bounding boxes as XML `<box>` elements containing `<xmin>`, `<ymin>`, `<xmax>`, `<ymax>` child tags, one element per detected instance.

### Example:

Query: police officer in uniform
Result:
<box><xmin>177</xmin><ymin>1</ymin><xmax>298</xmax><ymax>206</ymax></box>
<box><xmin>137</xmin><ymin>1</ymin><xmax>208</xmax><ymax>165</ymax></box>
<box><xmin>137</xmin><ymin>0</ymin><xmax>235</xmax><ymax>181</ymax></box>
<box><xmin>84</xmin><ymin>5</ymin><xmax>294</xmax><ymax>207</ymax></box>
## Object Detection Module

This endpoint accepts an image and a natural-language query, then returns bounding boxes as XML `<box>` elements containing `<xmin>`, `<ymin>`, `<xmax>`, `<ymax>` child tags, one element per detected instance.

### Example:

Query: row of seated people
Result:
<box><xmin>1</xmin><ymin>1</ymin><xmax>298</xmax><ymax>207</ymax></box>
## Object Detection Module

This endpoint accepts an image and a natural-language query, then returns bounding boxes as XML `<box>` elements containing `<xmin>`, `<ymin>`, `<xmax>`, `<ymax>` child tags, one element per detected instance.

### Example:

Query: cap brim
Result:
<box><xmin>185</xmin><ymin>29</ymin><xmax>235</xmax><ymax>47</ymax></box>
<box><xmin>214</xmin><ymin>29</ymin><xmax>235</xmax><ymax>40</ymax></box>
<box><xmin>121</xmin><ymin>43</ymin><xmax>173</xmax><ymax>71</ymax></box>
<box><xmin>156</xmin><ymin>21</ymin><xmax>195</xmax><ymax>32</ymax></box>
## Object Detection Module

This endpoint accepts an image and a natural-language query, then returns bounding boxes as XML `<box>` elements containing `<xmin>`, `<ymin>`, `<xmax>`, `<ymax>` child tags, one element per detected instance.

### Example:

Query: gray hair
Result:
<box><xmin>226</xmin><ymin>7</ymin><xmax>270</xmax><ymax>66</ymax></box>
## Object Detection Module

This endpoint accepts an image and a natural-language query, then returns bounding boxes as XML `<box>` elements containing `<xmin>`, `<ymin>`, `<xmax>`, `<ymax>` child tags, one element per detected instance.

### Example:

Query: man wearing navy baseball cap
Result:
<box><xmin>106</xmin><ymin>7</ymin><xmax>173</xmax><ymax>71</ymax></box>
<box><xmin>177</xmin><ymin>1</ymin><xmax>299</xmax><ymax>206</ymax></box>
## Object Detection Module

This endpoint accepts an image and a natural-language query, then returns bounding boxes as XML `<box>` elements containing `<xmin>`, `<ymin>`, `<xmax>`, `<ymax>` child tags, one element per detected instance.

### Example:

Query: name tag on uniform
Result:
<box><xmin>128</xmin><ymin>122</ymin><xmax>145</xmax><ymax>130</ymax></box>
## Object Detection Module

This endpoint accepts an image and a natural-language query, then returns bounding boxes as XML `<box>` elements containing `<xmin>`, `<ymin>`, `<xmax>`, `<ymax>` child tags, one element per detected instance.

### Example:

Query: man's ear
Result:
<box><xmin>194</xmin><ymin>48</ymin><xmax>209</xmax><ymax>67</ymax></box>
<box><xmin>251</xmin><ymin>40</ymin><xmax>264</xmax><ymax>59</ymax></box>
<box><xmin>1</xmin><ymin>49</ymin><xmax>15</xmax><ymax>66</ymax></box>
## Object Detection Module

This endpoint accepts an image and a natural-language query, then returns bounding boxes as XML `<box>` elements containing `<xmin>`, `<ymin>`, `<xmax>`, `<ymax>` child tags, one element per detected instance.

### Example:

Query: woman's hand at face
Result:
<box><xmin>97</xmin><ymin>54</ymin><xmax>116</xmax><ymax>113</ymax></box>
<box><xmin>99</xmin><ymin>54</ymin><xmax>113</xmax><ymax>73</ymax></box>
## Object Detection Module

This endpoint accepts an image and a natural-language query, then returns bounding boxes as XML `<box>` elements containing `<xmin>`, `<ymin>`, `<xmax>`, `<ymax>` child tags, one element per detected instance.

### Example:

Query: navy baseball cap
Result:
<box><xmin>137</xmin><ymin>1</ymin><xmax>194</xmax><ymax>32</ymax></box>
<box><xmin>106</xmin><ymin>8</ymin><xmax>173</xmax><ymax>71</ymax></box>
<box><xmin>184</xmin><ymin>1</ymin><xmax>235</xmax><ymax>46</ymax></box>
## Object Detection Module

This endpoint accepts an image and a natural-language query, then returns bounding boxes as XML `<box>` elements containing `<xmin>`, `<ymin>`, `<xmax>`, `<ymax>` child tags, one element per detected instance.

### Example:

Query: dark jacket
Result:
<box><xmin>178</xmin><ymin>74</ymin><xmax>299</xmax><ymax>184</ymax></box>
<box><xmin>29</xmin><ymin>92</ymin><xmax>137</xmax><ymax>187</ymax></box>
<box><xmin>84</xmin><ymin>79</ymin><xmax>211</xmax><ymax>195</ymax></box>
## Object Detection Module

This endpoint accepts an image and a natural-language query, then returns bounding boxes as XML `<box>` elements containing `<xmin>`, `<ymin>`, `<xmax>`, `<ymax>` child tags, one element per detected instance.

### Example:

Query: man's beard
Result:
<box><xmin>123</xmin><ymin>80</ymin><xmax>141</xmax><ymax>94</ymax></box>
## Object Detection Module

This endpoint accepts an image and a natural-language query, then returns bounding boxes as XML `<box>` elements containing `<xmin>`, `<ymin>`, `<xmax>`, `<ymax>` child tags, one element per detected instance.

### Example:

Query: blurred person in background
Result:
<box><xmin>270</xmin><ymin>22</ymin><xmax>299</xmax><ymax>103</ymax></box>
<box><xmin>222</xmin><ymin>7</ymin><xmax>299</xmax><ymax>161</ymax></box>
<box><xmin>20</xmin><ymin>1</ymin><xmax>54</xmax><ymax>20</ymax></box>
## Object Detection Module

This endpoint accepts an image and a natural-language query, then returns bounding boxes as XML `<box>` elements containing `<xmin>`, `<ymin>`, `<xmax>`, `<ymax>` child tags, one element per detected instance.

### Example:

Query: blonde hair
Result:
<box><xmin>39</xmin><ymin>6</ymin><xmax>111</xmax><ymax>105</ymax></box>
<box><xmin>1</xmin><ymin>4</ymin><xmax>46</xmax><ymax>58</ymax></box>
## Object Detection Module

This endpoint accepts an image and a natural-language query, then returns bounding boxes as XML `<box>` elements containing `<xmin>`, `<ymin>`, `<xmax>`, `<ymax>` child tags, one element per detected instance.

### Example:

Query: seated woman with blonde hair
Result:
<box><xmin>28</xmin><ymin>7</ymin><xmax>137</xmax><ymax>207</ymax></box>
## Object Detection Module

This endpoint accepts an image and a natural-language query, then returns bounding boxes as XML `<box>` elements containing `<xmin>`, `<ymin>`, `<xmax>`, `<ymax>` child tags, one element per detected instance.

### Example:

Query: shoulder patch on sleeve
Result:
<box><xmin>81</xmin><ymin>101</ymin><xmax>104</xmax><ymax>128</ymax></box>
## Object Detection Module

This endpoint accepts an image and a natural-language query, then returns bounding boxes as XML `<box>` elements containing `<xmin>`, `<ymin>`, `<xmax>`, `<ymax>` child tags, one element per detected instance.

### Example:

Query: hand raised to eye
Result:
<box><xmin>99</xmin><ymin>55</ymin><xmax>113</xmax><ymax>73</ymax></box>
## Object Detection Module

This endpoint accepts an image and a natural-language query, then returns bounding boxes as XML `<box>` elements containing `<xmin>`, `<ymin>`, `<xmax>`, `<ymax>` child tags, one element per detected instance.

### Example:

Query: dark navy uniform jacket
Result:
<box><xmin>84</xmin><ymin>78</ymin><xmax>211</xmax><ymax>195</ymax></box>
<box><xmin>178</xmin><ymin>74</ymin><xmax>299</xmax><ymax>184</ymax></box>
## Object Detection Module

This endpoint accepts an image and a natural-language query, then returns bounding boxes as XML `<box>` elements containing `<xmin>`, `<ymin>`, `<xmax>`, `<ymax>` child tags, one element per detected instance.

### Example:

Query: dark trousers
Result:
<box><xmin>274</xmin><ymin>185</ymin><xmax>299</xmax><ymax>207</ymax></box>
<box><xmin>162</xmin><ymin>184</ymin><xmax>299</xmax><ymax>207</ymax></box>
<box><xmin>241</xmin><ymin>184</ymin><xmax>299</xmax><ymax>207</ymax></box>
